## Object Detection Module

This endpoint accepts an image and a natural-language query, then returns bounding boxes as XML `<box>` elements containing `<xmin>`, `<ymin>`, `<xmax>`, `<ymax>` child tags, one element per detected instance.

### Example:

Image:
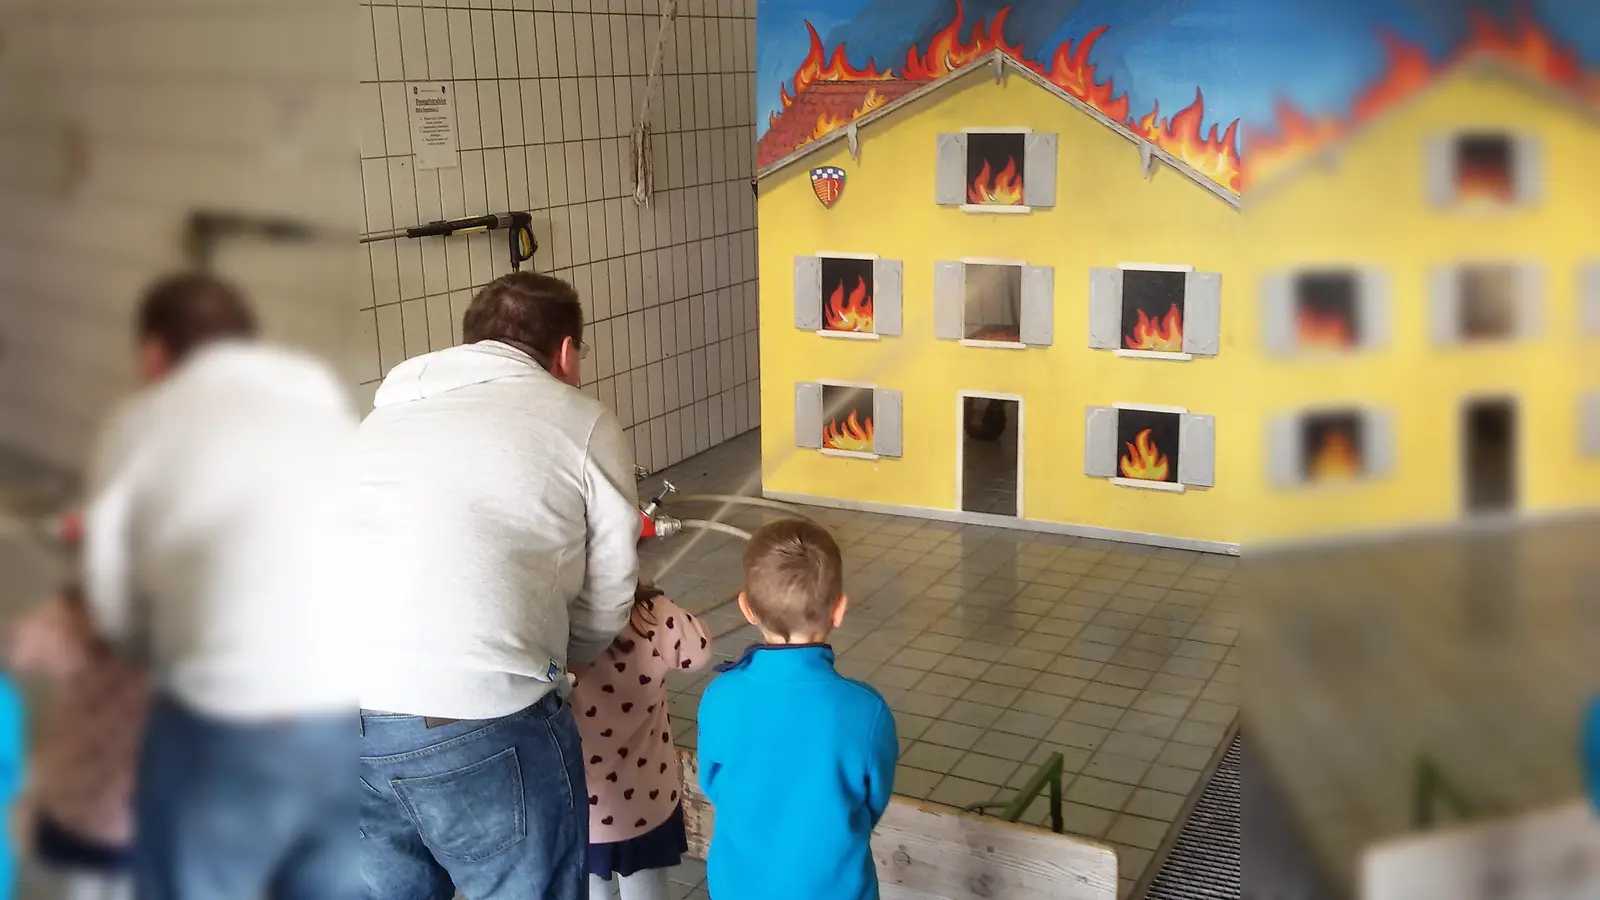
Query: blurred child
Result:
<box><xmin>1584</xmin><ymin>694</ymin><xmax>1598</xmax><ymax>812</ymax></box>
<box><xmin>0</xmin><ymin>667</ymin><xmax>22</xmax><ymax>900</ymax></box>
<box><xmin>697</xmin><ymin>519</ymin><xmax>898</xmax><ymax>900</ymax></box>
<box><xmin>8</xmin><ymin>586</ymin><xmax>148</xmax><ymax>900</ymax></box>
<box><xmin>573</xmin><ymin>584</ymin><xmax>712</xmax><ymax>900</ymax></box>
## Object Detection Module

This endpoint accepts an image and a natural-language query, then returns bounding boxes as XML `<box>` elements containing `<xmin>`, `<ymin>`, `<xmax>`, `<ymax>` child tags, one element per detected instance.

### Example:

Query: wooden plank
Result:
<box><xmin>1361</xmin><ymin>799</ymin><xmax>1600</xmax><ymax>900</ymax></box>
<box><xmin>679</xmin><ymin>750</ymin><xmax>1118</xmax><ymax>900</ymax></box>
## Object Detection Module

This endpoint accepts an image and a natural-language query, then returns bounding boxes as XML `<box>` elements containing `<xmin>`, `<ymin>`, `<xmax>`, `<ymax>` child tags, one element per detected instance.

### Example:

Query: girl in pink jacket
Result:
<box><xmin>9</xmin><ymin>585</ymin><xmax>148</xmax><ymax>900</ymax></box>
<box><xmin>572</xmin><ymin>585</ymin><xmax>712</xmax><ymax>900</ymax></box>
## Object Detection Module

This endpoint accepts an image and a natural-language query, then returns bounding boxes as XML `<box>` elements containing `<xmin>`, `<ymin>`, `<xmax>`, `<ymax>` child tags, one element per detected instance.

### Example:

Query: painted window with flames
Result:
<box><xmin>793</xmin><ymin>254</ymin><xmax>903</xmax><ymax>337</ymax></box>
<box><xmin>1088</xmin><ymin>266</ymin><xmax>1222</xmax><ymax>358</ymax></box>
<box><xmin>1262</xmin><ymin>268</ymin><xmax>1389</xmax><ymax>354</ymax></box>
<box><xmin>932</xmin><ymin>260</ymin><xmax>1054</xmax><ymax>347</ymax></box>
<box><xmin>1267</xmin><ymin>408</ymin><xmax>1395</xmax><ymax>487</ymax></box>
<box><xmin>794</xmin><ymin>382</ymin><xmax>903</xmax><ymax>460</ymax></box>
<box><xmin>935</xmin><ymin>130</ymin><xmax>1058</xmax><ymax>211</ymax></box>
<box><xmin>1084</xmin><ymin>405</ymin><xmax>1215</xmax><ymax>491</ymax></box>
<box><xmin>1427</xmin><ymin>131</ymin><xmax>1541</xmax><ymax>209</ymax></box>
<box><xmin>1430</xmin><ymin>263</ymin><xmax>1542</xmax><ymax>344</ymax></box>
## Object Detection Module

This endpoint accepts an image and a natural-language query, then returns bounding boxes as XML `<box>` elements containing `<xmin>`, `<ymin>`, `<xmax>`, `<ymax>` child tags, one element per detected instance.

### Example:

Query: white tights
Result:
<box><xmin>56</xmin><ymin>871</ymin><xmax>133</xmax><ymax>900</ymax></box>
<box><xmin>587</xmin><ymin>868</ymin><xmax>671</xmax><ymax>900</ymax></box>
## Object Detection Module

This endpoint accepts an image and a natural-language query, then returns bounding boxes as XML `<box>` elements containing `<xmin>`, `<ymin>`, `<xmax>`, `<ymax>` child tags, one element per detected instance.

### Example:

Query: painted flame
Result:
<box><xmin>823</xmin><ymin>409</ymin><xmax>874</xmax><ymax>453</ymax></box>
<box><xmin>1308</xmin><ymin>428</ymin><xmax>1362</xmax><ymax>481</ymax></box>
<box><xmin>1125</xmin><ymin>303</ymin><xmax>1184</xmax><ymax>352</ymax></box>
<box><xmin>806</xmin><ymin>86</ymin><xmax>891</xmax><ymax>143</ymax></box>
<box><xmin>1295</xmin><ymin>307</ymin><xmax>1355</xmax><ymax>350</ymax></box>
<box><xmin>1119</xmin><ymin>428</ymin><xmax>1170</xmax><ymax>481</ymax></box>
<box><xmin>901</xmin><ymin>0</ymin><xmax>1028</xmax><ymax>81</ymax></box>
<box><xmin>1038</xmin><ymin>25</ymin><xmax>1131</xmax><ymax>123</ymax></box>
<box><xmin>1129</xmin><ymin>89</ymin><xmax>1242</xmax><ymax>192</ymax></box>
<box><xmin>824</xmin><ymin>275</ymin><xmax>874</xmax><ymax>333</ymax></box>
<box><xmin>968</xmin><ymin>155</ymin><xmax>1025</xmax><ymax>205</ymax></box>
<box><xmin>779</xmin><ymin>21</ymin><xmax>893</xmax><ymax>112</ymax></box>
<box><xmin>1456</xmin><ymin>159</ymin><xmax>1515</xmax><ymax>204</ymax></box>
<box><xmin>1243</xmin><ymin>15</ymin><xmax>1587</xmax><ymax>190</ymax></box>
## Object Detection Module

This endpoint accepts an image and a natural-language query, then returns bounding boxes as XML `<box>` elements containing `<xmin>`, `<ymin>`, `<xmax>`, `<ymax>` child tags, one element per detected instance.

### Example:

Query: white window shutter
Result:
<box><xmin>1267</xmin><ymin>415</ymin><xmax>1304</xmax><ymax>488</ymax></box>
<box><xmin>1083</xmin><ymin>406</ymin><xmax>1118</xmax><ymax>477</ymax></box>
<box><xmin>793</xmin><ymin>256</ymin><xmax>821</xmax><ymax>330</ymax></box>
<box><xmin>1430</xmin><ymin>267</ymin><xmax>1461</xmax><ymax>345</ymax></box>
<box><xmin>1022</xmin><ymin>133</ymin><xmax>1058</xmax><ymax>208</ymax></box>
<box><xmin>1177</xmin><ymin>414</ymin><xmax>1216</xmax><ymax>488</ymax></box>
<box><xmin>1516</xmin><ymin>264</ymin><xmax>1543</xmax><ymax>339</ymax></box>
<box><xmin>1512</xmin><ymin>134</ymin><xmax>1542</xmax><ymax>206</ymax></box>
<box><xmin>1361</xmin><ymin>408</ymin><xmax>1396</xmax><ymax>479</ymax></box>
<box><xmin>794</xmin><ymin>382</ymin><xmax>822</xmax><ymax>449</ymax></box>
<box><xmin>1019</xmin><ymin>265</ymin><xmax>1055</xmax><ymax>346</ymax></box>
<box><xmin>936</xmin><ymin>133</ymin><xmax>968</xmax><ymax>206</ymax></box>
<box><xmin>1426</xmin><ymin>135</ymin><xmax>1456</xmax><ymax>206</ymax></box>
<box><xmin>1087</xmin><ymin>267</ymin><xmax>1123</xmax><ymax>349</ymax></box>
<box><xmin>873</xmin><ymin>259</ymin><xmax>903</xmax><ymax>336</ymax></box>
<box><xmin>1583</xmin><ymin>262</ymin><xmax>1600</xmax><ymax>335</ymax></box>
<box><xmin>873</xmin><ymin>388</ymin><xmax>903</xmax><ymax>458</ymax></box>
<box><xmin>1261</xmin><ymin>271</ymin><xmax>1295</xmax><ymax>355</ymax></box>
<box><xmin>1183</xmin><ymin>271</ymin><xmax>1223</xmax><ymax>356</ymax></box>
<box><xmin>1582</xmin><ymin>394</ymin><xmax>1600</xmax><ymax>458</ymax></box>
<box><xmin>933</xmin><ymin>261</ymin><xmax>964</xmax><ymax>340</ymax></box>
<box><xmin>1358</xmin><ymin>268</ymin><xmax>1390</xmax><ymax>350</ymax></box>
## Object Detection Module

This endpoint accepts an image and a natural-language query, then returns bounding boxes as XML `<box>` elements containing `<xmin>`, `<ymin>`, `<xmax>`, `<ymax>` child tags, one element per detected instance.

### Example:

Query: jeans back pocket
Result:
<box><xmin>391</xmin><ymin>747</ymin><xmax>528</xmax><ymax>861</ymax></box>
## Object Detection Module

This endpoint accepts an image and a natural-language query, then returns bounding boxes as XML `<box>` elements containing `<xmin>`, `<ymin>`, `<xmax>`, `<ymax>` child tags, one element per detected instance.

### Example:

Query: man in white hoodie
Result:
<box><xmin>355</xmin><ymin>272</ymin><xmax>641</xmax><ymax>900</ymax></box>
<box><xmin>81</xmin><ymin>273</ymin><xmax>360</xmax><ymax>899</ymax></box>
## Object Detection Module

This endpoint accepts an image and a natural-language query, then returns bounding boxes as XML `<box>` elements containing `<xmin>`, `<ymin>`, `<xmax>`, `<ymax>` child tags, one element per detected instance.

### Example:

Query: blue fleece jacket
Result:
<box><xmin>1584</xmin><ymin>695</ymin><xmax>1599</xmax><ymax>812</ymax></box>
<box><xmin>697</xmin><ymin>645</ymin><xmax>897</xmax><ymax>900</ymax></box>
<box><xmin>0</xmin><ymin>674</ymin><xmax>25</xmax><ymax>900</ymax></box>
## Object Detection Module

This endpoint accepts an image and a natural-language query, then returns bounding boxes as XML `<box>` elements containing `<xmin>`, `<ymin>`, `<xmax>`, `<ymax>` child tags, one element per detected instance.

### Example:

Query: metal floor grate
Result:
<box><xmin>1144</xmin><ymin>733</ymin><xmax>1242</xmax><ymax>900</ymax></box>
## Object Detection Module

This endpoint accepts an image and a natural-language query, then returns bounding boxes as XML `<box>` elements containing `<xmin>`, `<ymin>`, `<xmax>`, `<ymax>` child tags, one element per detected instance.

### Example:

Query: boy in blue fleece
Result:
<box><xmin>697</xmin><ymin>519</ymin><xmax>898</xmax><ymax>900</ymax></box>
<box><xmin>1584</xmin><ymin>694</ymin><xmax>1598</xmax><ymax>812</ymax></box>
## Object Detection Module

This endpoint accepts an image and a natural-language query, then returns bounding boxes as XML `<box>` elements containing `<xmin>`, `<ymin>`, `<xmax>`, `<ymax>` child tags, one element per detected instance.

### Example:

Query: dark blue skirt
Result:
<box><xmin>35</xmin><ymin>815</ymin><xmax>132</xmax><ymax>873</ymax></box>
<box><xmin>587</xmin><ymin>804</ymin><xmax>687</xmax><ymax>880</ymax></box>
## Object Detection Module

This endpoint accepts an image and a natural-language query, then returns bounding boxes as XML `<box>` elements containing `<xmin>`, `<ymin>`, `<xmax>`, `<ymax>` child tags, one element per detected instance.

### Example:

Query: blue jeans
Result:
<box><xmin>135</xmin><ymin>694</ymin><xmax>360</xmax><ymax>900</ymax></box>
<box><xmin>359</xmin><ymin>693</ymin><xmax>588</xmax><ymax>900</ymax></box>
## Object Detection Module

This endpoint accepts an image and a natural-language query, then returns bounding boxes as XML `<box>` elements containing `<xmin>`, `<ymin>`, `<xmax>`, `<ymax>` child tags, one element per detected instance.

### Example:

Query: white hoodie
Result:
<box><xmin>83</xmin><ymin>341</ymin><xmax>358</xmax><ymax>721</ymax></box>
<box><xmin>353</xmin><ymin>340</ymin><xmax>640</xmax><ymax>720</ymax></box>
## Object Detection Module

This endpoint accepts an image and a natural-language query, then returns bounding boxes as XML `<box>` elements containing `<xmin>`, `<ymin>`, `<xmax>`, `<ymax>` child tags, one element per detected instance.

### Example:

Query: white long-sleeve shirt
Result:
<box><xmin>352</xmin><ymin>340</ymin><xmax>640</xmax><ymax>720</ymax></box>
<box><xmin>82</xmin><ymin>341</ymin><xmax>359</xmax><ymax>721</ymax></box>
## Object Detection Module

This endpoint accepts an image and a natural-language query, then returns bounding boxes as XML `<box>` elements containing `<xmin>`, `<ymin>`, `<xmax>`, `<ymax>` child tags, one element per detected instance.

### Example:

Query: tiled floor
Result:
<box><xmin>643</xmin><ymin>431</ymin><xmax>1242</xmax><ymax>899</ymax></box>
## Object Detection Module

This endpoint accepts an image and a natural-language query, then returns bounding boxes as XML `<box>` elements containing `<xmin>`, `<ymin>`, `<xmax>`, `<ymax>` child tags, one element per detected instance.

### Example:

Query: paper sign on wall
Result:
<box><xmin>408</xmin><ymin>83</ymin><xmax>458</xmax><ymax>171</ymax></box>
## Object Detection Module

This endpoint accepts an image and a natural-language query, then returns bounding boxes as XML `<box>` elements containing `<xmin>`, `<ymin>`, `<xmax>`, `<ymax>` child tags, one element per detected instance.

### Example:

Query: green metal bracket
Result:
<box><xmin>1412</xmin><ymin>755</ymin><xmax>1478</xmax><ymax>830</ymax></box>
<box><xmin>964</xmin><ymin>751</ymin><xmax>1065</xmax><ymax>834</ymax></box>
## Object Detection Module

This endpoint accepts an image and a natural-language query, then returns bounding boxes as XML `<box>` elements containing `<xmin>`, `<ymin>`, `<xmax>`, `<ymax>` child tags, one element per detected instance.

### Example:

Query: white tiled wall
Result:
<box><xmin>0</xmin><ymin>1</ymin><xmax>357</xmax><ymax>470</ymax></box>
<box><xmin>357</xmin><ymin>0</ymin><xmax>759</xmax><ymax>473</ymax></box>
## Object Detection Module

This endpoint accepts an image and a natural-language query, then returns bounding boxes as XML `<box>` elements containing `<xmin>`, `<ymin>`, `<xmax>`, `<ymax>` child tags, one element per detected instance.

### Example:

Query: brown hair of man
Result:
<box><xmin>738</xmin><ymin>519</ymin><xmax>848</xmax><ymax>643</ymax></box>
<box><xmin>135</xmin><ymin>272</ymin><xmax>257</xmax><ymax>383</ymax></box>
<box><xmin>462</xmin><ymin>272</ymin><xmax>585</xmax><ymax>386</ymax></box>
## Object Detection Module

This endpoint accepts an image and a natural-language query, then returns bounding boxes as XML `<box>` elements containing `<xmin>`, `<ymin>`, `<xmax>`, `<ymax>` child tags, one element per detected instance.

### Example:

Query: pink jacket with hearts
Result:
<box><xmin>570</xmin><ymin>592</ymin><xmax>712</xmax><ymax>844</ymax></box>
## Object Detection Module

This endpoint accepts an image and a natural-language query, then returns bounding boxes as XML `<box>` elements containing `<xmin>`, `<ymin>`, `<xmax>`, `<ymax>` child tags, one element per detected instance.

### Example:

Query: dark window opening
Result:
<box><xmin>966</xmin><ymin>132</ymin><xmax>1026</xmax><ymax>206</ymax></box>
<box><xmin>819</xmin><ymin>257</ymin><xmax>874</xmax><ymax>334</ymax></box>
<box><xmin>1454</xmin><ymin>133</ymin><xmax>1515</xmax><ymax>204</ymax></box>
<box><xmin>1116</xmin><ymin>408</ymin><xmax>1180</xmax><ymax>484</ymax></box>
<box><xmin>1122</xmin><ymin>270</ymin><xmax>1186</xmax><ymax>352</ymax></box>
<box><xmin>1293</xmin><ymin>272</ymin><xmax>1361</xmax><ymax>350</ymax></box>
<box><xmin>820</xmin><ymin>385</ymin><xmax>874</xmax><ymax>453</ymax></box>
<box><xmin>1301</xmin><ymin>411</ymin><xmax>1365</xmax><ymax>482</ymax></box>
<box><xmin>964</xmin><ymin>263</ymin><xmax>1021</xmax><ymax>342</ymax></box>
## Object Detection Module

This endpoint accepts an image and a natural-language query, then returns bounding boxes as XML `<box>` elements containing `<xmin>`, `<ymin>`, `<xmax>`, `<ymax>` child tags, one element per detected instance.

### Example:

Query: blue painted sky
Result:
<box><xmin>756</xmin><ymin>0</ymin><xmax>1600</xmax><ymax>148</ymax></box>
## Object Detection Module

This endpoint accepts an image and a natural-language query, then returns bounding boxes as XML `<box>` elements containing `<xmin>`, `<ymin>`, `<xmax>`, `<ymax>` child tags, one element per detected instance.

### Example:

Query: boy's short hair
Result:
<box><xmin>742</xmin><ymin>519</ymin><xmax>843</xmax><ymax>640</ymax></box>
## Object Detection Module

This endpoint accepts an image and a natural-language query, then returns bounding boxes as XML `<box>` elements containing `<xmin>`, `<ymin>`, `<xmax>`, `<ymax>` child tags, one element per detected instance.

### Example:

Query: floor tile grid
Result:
<box><xmin>662</xmin><ymin>519</ymin><xmax>1242</xmax><ymax>894</ymax></box>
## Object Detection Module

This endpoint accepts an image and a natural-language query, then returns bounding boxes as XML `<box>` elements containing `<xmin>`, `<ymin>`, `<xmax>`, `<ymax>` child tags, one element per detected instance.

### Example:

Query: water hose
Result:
<box><xmin>669</xmin><ymin>495</ymin><xmax>818</xmax><ymax>524</ymax></box>
<box><xmin>676</xmin><ymin>519</ymin><xmax>753</xmax><ymax>542</ymax></box>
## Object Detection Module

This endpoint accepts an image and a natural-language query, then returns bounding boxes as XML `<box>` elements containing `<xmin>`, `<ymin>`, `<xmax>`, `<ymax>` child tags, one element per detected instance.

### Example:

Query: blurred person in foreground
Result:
<box><xmin>353</xmin><ymin>272</ymin><xmax>640</xmax><ymax>899</ymax></box>
<box><xmin>8</xmin><ymin>570</ymin><xmax>146</xmax><ymax>900</ymax></box>
<box><xmin>80</xmin><ymin>274</ymin><xmax>359</xmax><ymax>899</ymax></box>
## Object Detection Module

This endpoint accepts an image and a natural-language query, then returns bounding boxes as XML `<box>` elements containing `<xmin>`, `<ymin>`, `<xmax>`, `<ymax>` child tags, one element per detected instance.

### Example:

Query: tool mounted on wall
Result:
<box><xmin>185</xmin><ymin>209</ymin><xmax>322</xmax><ymax>271</ymax></box>
<box><xmin>360</xmin><ymin>212</ymin><xmax>537</xmax><ymax>272</ymax></box>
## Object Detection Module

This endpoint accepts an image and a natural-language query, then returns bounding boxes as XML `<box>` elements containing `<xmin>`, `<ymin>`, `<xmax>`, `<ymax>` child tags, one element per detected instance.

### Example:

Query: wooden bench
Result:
<box><xmin>678</xmin><ymin>750</ymin><xmax>1119</xmax><ymax>899</ymax></box>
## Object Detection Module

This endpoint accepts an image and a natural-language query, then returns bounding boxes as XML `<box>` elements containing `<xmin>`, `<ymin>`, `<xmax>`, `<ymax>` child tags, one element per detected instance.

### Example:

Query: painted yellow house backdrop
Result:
<box><xmin>757</xmin><ymin>51</ymin><xmax>1600</xmax><ymax>552</ymax></box>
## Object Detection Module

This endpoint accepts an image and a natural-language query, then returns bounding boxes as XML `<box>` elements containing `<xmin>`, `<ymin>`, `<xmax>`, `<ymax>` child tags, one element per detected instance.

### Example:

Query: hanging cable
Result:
<box><xmin>631</xmin><ymin>0</ymin><xmax>679</xmax><ymax>208</ymax></box>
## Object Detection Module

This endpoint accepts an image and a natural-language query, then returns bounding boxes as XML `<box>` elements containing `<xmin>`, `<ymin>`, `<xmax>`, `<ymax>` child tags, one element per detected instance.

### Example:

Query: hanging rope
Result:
<box><xmin>632</xmin><ymin>0</ymin><xmax>679</xmax><ymax>208</ymax></box>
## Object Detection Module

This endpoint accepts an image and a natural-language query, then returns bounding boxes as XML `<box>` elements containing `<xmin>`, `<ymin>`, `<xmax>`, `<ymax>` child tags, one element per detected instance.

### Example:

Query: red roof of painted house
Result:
<box><xmin>757</xmin><ymin>81</ymin><xmax>922</xmax><ymax>170</ymax></box>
